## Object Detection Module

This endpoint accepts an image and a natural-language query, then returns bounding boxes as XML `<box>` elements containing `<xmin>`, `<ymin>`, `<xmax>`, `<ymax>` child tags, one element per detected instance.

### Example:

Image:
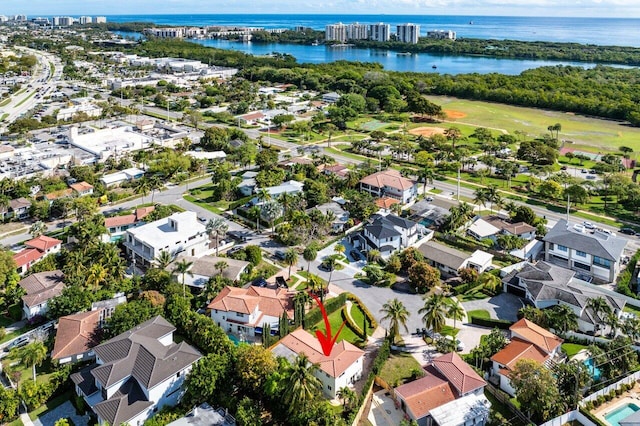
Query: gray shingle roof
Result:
<box><xmin>544</xmin><ymin>219</ymin><xmax>627</xmax><ymax>261</ymax></box>
<box><xmin>92</xmin><ymin>316</ymin><xmax>201</xmax><ymax>389</ymax></box>
<box><xmin>418</xmin><ymin>241</ymin><xmax>468</xmax><ymax>270</ymax></box>
<box><xmin>93</xmin><ymin>377</ymin><xmax>153</xmax><ymax>426</ymax></box>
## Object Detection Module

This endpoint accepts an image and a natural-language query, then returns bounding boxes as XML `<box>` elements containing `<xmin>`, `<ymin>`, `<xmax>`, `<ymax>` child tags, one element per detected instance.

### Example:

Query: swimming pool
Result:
<box><xmin>227</xmin><ymin>334</ymin><xmax>241</xmax><ymax>346</ymax></box>
<box><xmin>419</xmin><ymin>218</ymin><xmax>434</xmax><ymax>227</ymax></box>
<box><xmin>605</xmin><ymin>403</ymin><xmax>640</xmax><ymax>426</ymax></box>
<box><xmin>584</xmin><ymin>358</ymin><xmax>602</xmax><ymax>381</ymax></box>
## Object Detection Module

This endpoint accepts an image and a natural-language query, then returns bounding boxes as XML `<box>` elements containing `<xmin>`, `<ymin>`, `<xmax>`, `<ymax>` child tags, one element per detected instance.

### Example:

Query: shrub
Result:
<box><xmin>303</xmin><ymin>293</ymin><xmax>346</xmax><ymax>329</ymax></box>
<box><xmin>469</xmin><ymin>316</ymin><xmax>513</xmax><ymax>329</ymax></box>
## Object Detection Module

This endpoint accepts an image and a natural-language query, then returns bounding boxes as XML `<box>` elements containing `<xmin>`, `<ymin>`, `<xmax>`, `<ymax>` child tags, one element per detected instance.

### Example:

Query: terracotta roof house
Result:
<box><xmin>208</xmin><ymin>286</ymin><xmax>294</xmax><ymax>337</ymax></box>
<box><xmin>44</xmin><ymin>188</ymin><xmax>74</xmax><ymax>203</ymax></box>
<box><xmin>490</xmin><ymin>318</ymin><xmax>563</xmax><ymax>396</ymax></box>
<box><xmin>395</xmin><ymin>352</ymin><xmax>490</xmax><ymax>426</ymax></box>
<box><xmin>172</xmin><ymin>255</ymin><xmax>250</xmax><ymax>286</ymax></box>
<box><xmin>52</xmin><ymin>310</ymin><xmax>102</xmax><ymax>364</ymax></box>
<box><xmin>13</xmin><ymin>236</ymin><xmax>62</xmax><ymax>275</ymax></box>
<box><xmin>71</xmin><ymin>316</ymin><xmax>201</xmax><ymax>426</ymax></box>
<box><xmin>502</xmin><ymin>261</ymin><xmax>625</xmax><ymax>333</ymax></box>
<box><xmin>359</xmin><ymin>169</ymin><xmax>417</xmax><ymax>204</ymax></box>
<box><xmin>19</xmin><ymin>270</ymin><xmax>65</xmax><ymax>319</ymax></box>
<box><xmin>70</xmin><ymin>181</ymin><xmax>94</xmax><ymax>196</ymax></box>
<box><xmin>271</xmin><ymin>328</ymin><xmax>364</xmax><ymax>398</ymax></box>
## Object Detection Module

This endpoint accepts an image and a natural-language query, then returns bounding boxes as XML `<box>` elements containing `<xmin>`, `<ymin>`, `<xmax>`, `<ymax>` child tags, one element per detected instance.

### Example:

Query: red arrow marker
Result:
<box><xmin>310</xmin><ymin>292</ymin><xmax>346</xmax><ymax>356</ymax></box>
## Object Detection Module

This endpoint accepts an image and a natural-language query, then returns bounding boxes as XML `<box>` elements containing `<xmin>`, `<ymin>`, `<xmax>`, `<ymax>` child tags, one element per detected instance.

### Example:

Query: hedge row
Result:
<box><xmin>303</xmin><ymin>292</ymin><xmax>347</xmax><ymax>329</ymax></box>
<box><xmin>616</xmin><ymin>248</ymin><xmax>640</xmax><ymax>299</ymax></box>
<box><xmin>470</xmin><ymin>316</ymin><xmax>513</xmax><ymax>330</ymax></box>
<box><xmin>360</xmin><ymin>339</ymin><xmax>391</xmax><ymax>398</ymax></box>
<box><xmin>579</xmin><ymin>407</ymin><xmax>608</xmax><ymax>426</ymax></box>
<box><xmin>346</xmin><ymin>293</ymin><xmax>378</xmax><ymax>328</ymax></box>
<box><xmin>342</xmin><ymin>307</ymin><xmax>366</xmax><ymax>340</ymax></box>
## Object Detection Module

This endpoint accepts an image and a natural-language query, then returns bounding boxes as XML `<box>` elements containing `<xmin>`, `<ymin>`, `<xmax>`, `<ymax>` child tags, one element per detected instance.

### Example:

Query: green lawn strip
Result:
<box><xmin>0</xmin><ymin>98</ymin><xmax>11</xmax><ymax>107</ymax></box>
<box><xmin>183</xmin><ymin>195</ymin><xmax>224</xmax><ymax>214</ymax></box>
<box><xmin>349</xmin><ymin>303</ymin><xmax>373</xmax><ymax>337</ymax></box>
<box><xmin>28</xmin><ymin>390</ymin><xmax>73</xmax><ymax>421</ymax></box>
<box><xmin>562</xmin><ymin>343</ymin><xmax>588</xmax><ymax>358</ymax></box>
<box><xmin>0</xmin><ymin>113</ymin><xmax>8</xmax><ymax>121</ymax></box>
<box><xmin>624</xmin><ymin>305</ymin><xmax>640</xmax><ymax>315</ymax></box>
<box><xmin>143</xmin><ymin>109</ymin><xmax>176</xmax><ymax>121</ymax></box>
<box><xmin>485</xmin><ymin>390</ymin><xmax>526</xmax><ymax>426</ymax></box>
<box><xmin>467</xmin><ymin>309</ymin><xmax>491</xmax><ymax>320</ymax></box>
<box><xmin>6</xmin><ymin>418</ymin><xmax>24</xmax><ymax>426</ymax></box>
<box><xmin>440</xmin><ymin>325</ymin><xmax>460</xmax><ymax>337</ymax></box>
<box><xmin>378</xmin><ymin>352</ymin><xmax>424</xmax><ymax>387</ymax></box>
<box><xmin>0</xmin><ymin>328</ymin><xmax>27</xmax><ymax>345</ymax></box>
<box><xmin>14</xmin><ymin>91</ymin><xmax>35</xmax><ymax>108</ymax></box>
<box><xmin>311</xmin><ymin>309</ymin><xmax>360</xmax><ymax>345</ymax></box>
<box><xmin>429</xmin><ymin>188</ymin><xmax>443</xmax><ymax>194</ymax></box>
<box><xmin>325</xmin><ymin>147</ymin><xmax>381</xmax><ymax>163</ymax></box>
<box><xmin>252</xmin><ymin>261</ymin><xmax>280</xmax><ymax>280</ymax></box>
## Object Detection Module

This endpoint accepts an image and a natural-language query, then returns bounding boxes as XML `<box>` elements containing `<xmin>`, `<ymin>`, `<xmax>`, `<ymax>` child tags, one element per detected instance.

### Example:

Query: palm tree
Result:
<box><xmin>337</xmin><ymin>386</ymin><xmax>357</xmax><ymax>412</ymax></box>
<box><xmin>278</xmin><ymin>192</ymin><xmax>293</xmax><ymax>218</ymax></box>
<box><xmin>175</xmin><ymin>259</ymin><xmax>193</xmax><ymax>297</ymax></box>
<box><xmin>257</xmin><ymin>188</ymin><xmax>271</xmax><ymax>204</ymax></box>
<box><xmin>206</xmin><ymin>217</ymin><xmax>229</xmax><ymax>256</ymax></box>
<box><xmin>260</xmin><ymin>201</ymin><xmax>283</xmax><ymax>233</ymax></box>
<box><xmin>281</xmin><ymin>353</ymin><xmax>323</xmax><ymax>414</ymax></box>
<box><xmin>447</xmin><ymin>302</ymin><xmax>465</xmax><ymax>329</ymax></box>
<box><xmin>214</xmin><ymin>260</ymin><xmax>228</xmax><ymax>276</ymax></box>
<box><xmin>148</xmin><ymin>174</ymin><xmax>163</xmax><ymax>203</ymax></box>
<box><xmin>283</xmin><ymin>248</ymin><xmax>298</xmax><ymax>279</ymax></box>
<box><xmin>86</xmin><ymin>263</ymin><xmax>107</xmax><ymax>291</ymax></box>
<box><xmin>419</xmin><ymin>167</ymin><xmax>435</xmax><ymax>196</ymax></box>
<box><xmin>134</xmin><ymin>177</ymin><xmax>151</xmax><ymax>204</ymax></box>
<box><xmin>302</xmin><ymin>246</ymin><xmax>317</xmax><ymax>275</ymax></box>
<box><xmin>486</xmin><ymin>185</ymin><xmax>502</xmax><ymax>213</ymax></box>
<box><xmin>29</xmin><ymin>221</ymin><xmax>46</xmax><ymax>238</ymax></box>
<box><xmin>380</xmin><ymin>299</ymin><xmax>410</xmax><ymax>344</ymax></box>
<box><xmin>547</xmin><ymin>304</ymin><xmax>578</xmax><ymax>335</ymax></box>
<box><xmin>334</xmin><ymin>244</ymin><xmax>346</xmax><ymax>257</ymax></box>
<box><xmin>622</xmin><ymin>317</ymin><xmax>640</xmax><ymax>342</ymax></box>
<box><xmin>586</xmin><ymin>297</ymin><xmax>611</xmax><ymax>341</ymax></box>
<box><xmin>155</xmin><ymin>250</ymin><xmax>174</xmax><ymax>270</ymax></box>
<box><xmin>19</xmin><ymin>342</ymin><xmax>47</xmax><ymax>382</ymax></box>
<box><xmin>473</xmin><ymin>188</ymin><xmax>489</xmax><ymax>211</ymax></box>
<box><xmin>419</xmin><ymin>293</ymin><xmax>450</xmax><ymax>334</ymax></box>
<box><xmin>605</xmin><ymin>311</ymin><xmax>620</xmax><ymax>338</ymax></box>
<box><xmin>367</xmin><ymin>249</ymin><xmax>381</xmax><ymax>263</ymax></box>
<box><xmin>248</xmin><ymin>205</ymin><xmax>262</xmax><ymax>231</ymax></box>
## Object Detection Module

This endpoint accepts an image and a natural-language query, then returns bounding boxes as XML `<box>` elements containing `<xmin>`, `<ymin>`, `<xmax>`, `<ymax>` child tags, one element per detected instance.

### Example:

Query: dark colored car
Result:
<box><xmin>274</xmin><ymin>250</ymin><xmax>287</xmax><ymax>261</ymax></box>
<box><xmin>350</xmin><ymin>250</ymin><xmax>364</xmax><ymax>261</ymax></box>
<box><xmin>620</xmin><ymin>227</ymin><xmax>637</xmax><ymax>235</ymax></box>
<box><xmin>252</xmin><ymin>277</ymin><xmax>268</xmax><ymax>287</ymax></box>
<box><xmin>276</xmin><ymin>276</ymin><xmax>288</xmax><ymax>288</ymax></box>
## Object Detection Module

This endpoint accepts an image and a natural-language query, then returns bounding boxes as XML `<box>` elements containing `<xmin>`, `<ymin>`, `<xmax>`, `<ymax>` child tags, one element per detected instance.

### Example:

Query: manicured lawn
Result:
<box><xmin>311</xmin><ymin>309</ymin><xmax>361</xmax><ymax>345</ymax></box>
<box><xmin>624</xmin><ymin>304</ymin><xmax>640</xmax><ymax>315</ymax></box>
<box><xmin>562</xmin><ymin>343</ymin><xmax>588</xmax><ymax>358</ymax></box>
<box><xmin>0</xmin><ymin>98</ymin><xmax>10</xmax><ymax>107</ymax></box>
<box><xmin>349</xmin><ymin>303</ymin><xmax>374</xmax><ymax>337</ymax></box>
<box><xmin>325</xmin><ymin>147</ymin><xmax>381</xmax><ymax>164</ymax></box>
<box><xmin>485</xmin><ymin>390</ymin><xmax>526</xmax><ymax>426</ymax></box>
<box><xmin>467</xmin><ymin>309</ymin><xmax>491</xmax><ymax>320</ymax></box>
<box><xmin>28</xmin><ymin>390</ymin><xmax>73</xmax><ymax>420</ymax></box>
<box><xmin>440</xmin><ymin>325</ymin><xmax>460</xmax><ymax>337</ymax></box>
<box><xmin>378</xmin><ymin>352</ymin><xmax>424</xmax><ymax>387</ymax></box>
<box><xmin>427</xmin><ymin>95</ymin><xmax>640</xmax><ymax>152</ymax></box>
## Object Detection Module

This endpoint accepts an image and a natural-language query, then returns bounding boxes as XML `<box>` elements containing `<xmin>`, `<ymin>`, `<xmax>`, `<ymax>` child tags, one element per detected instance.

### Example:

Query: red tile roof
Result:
<box><xmin>135</xmin><ymin>206</ymin><xmax>155</xmax><ymax>220</ymax></box>
<box><xmin>70</xmin><ymin>181</ymin><xmax>94</xmax><ymax>193</ymax></box>
<box><xmin>394</xmin><ymin>367</ymin><xmax>456</xmax><ymax>420</ymax></box>
<box><xmin>360</xmin><ymin>169</ymin><xmax>415</xmax><ymax>191</ymax></box>
<box><xmin>52</xmin><ymin>310</ymin><xmax>101</xmax><ymax>360</ymax></box>
<box><xmin>13</xmin><ymin>248</ymin><xmax>44</xmax><ymax>268</ymax></box>
<box><xmin>207</xmin><ymin>286</ymin><xmax>294</xmax><ymax>320</ymax></box>
<box><xmin>491</xmin><ymin>337</ymin><xmax>549</xmax><ymax>374</ymax></box>
<box><xmin>24</xmin><ymin>235</ymin><xmax>62</xmax><ymax>252</ymax></box>
<box><xmin>104</xmin><ymin>214</ymin><xmax>136</xmax><ymax>228</ymax></box>
<box><xmin>432</xmin><ymin>352</ymin><xmax>487</xmax><ymax>396</ymax></box>
<box><xmin>45</xmin><ymin>188</ymin><xmax>73</xmax><ymax>201</ymax></box>
<box><xmin>510</xmin><ymin>318</ymin><xmax>563</xmax><ymax>354</ymax></box>
<box><xmin>375</xmin><ymin>197</ymin><xmax>400</xmax><ymax>209</ymax></box>
<box><xmin>273</xmin><ymin>328</ymin><xmax>364</xmax><ymax>378</ymax></box>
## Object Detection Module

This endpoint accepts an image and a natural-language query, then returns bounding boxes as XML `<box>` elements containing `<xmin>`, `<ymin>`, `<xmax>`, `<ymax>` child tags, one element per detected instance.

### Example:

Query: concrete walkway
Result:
<box><xmin>20</xmin><ymin>413</ymin><xmax>34</xmax><ymax>426</ymax></box>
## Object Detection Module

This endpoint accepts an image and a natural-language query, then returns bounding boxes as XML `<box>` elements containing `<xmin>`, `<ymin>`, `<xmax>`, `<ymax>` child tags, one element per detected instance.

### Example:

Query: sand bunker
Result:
<box><xmin>444</xmin><ymin>109</ymin><xmax>467</xmax><ymax>119</ymax></box>
<box><xmin>409</xmin><ymin>127</ymin><xmax>447</xmax><ymax>137</ymax></box>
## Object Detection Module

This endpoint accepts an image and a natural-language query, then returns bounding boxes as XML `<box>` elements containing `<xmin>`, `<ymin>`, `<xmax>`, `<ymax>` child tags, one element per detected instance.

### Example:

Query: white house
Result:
<box><xmin>544</xmin><ymin>219</ymin><xmax>627</xmax><ymax>283</ymax></box>
<box><xmin>395</xmin><ymin>352</ymin><xmax>490</xmax><ymax>426</ymax></box>
<box><xmin>19</xmin><ymin>270</ymin><xmax>65</xmax><ymax>319</ymax></box>
<box><xmin>467</xmin><ymin>215</ymin><xmax>536</xmax><ymax>242</ymax></box>
<box><xmin>124</xmin><ymin>211</ymin><xmax>209</xmax><ymax>268</ymax></box>
<box><xmin>13</xmin><ymin>236</ymin><xmax>63</xmax><ymax>275</ymax></box>
<box><xmin>351</xmin><ymin>213</ymin><xmax>427</xmax><ymax>259</ymax></box>
<box><xmin>502</xmin><ymin>261</ymin><xmax>625</xmax><ymax>334</ymax></box>
<box><xmin>418</xmin><ymin>241</ymin><xmax>493</xmax><ymax>277</ymax></box>
<box><xmin>71</xmin><ymin>316</ymin><xmax>201</xmax><ymax>426</ymax></box>
<box><xmin>308</xmin><ymin>201</ymin><xmax>350</xmax><ymax>233</ymax></box>
<box><xmin>490</xmin><ymin>318</ymin><xmax>563</xmax><ymax>396</ymax></box>
<box><xmin>208</xmin><ymin>286</ymin><xmax>295</xmax><ymax>336</ymax></box>
<box><xmin>70</xmin><ymin>181</ymin><xmax>94</xmax><ymax>197</ymax></box>
<box><xmin>57</xmin><ymin>100</ymin><xmax>103</xmax><ymax>121</ymax></box>
<box><xmin>271</xmin><ymin>328</ymin><xmax>364</xmax><ymax>398</ymax></box>
<box><xmin>99</xmin><ymin>168</ymin><xmax>145</xmax><ymax>187</ymax></box>
<box><xmin>250</xmin><ymin>180</ymin><xmax>304</xmax><ymax>205</ymax></box>
<box><xmin>173</xmin><ymin>255</ymin><xmax>251</xmax><ymax>287</ymax></box>
<box><xmin>359</xmin><ymin>169</ymin><xmax>417</xmax><ymax>204</ymax></box>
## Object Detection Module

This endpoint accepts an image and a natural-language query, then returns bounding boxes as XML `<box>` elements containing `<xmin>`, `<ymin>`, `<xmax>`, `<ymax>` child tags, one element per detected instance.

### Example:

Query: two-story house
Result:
<box><xmin>490</xmin><ymin>318</ymin><xmax>563</xmax><ymax>396</ymax></box>
<box><xmin>308</xmin><ymin>201</ymin><xmax>350</xmax><ymax>233</ymax></box>
<box><xmin>0</xmin><ymin>197</ymin><xmax>32</xmax><ymax>220</ymax></box>
<box><xmin>124</xmin><ymin>211</ymin><xmax>209</xmax><ymax>269</ymax></box>
<box><xmin>52</xmin><ymin>309</ymin><xmax>102</xmax><ymax>364</ymax></box>
<box><xmin>71</xmin><ymin>316</ymin><xmax>201</xmax><ymax>426</ymax></box>
<box><xmin>19</xmin><ymin>270</ymin><xmax>65</xmax><ymax>319</ymax></box>
<box><xmin>351</xmin><ymin>213</ymin><xmax>425</xmax><ymax>259</ymax></box>
<box><xmin>208</xmin><ymin>286</ymin><xmax>295</xmax><ymax>337</ymax></box>
<box><xmin>271</xmin><ymin>328</ymin><xmax>364</xmax><ymax>398</ymax></box>
<box><xmin>502</xmin><ymin>261</ymin><xmax>625</xmax><ymax>334</ymax></box>
<box><xmin>13</xmin><ymin>235</ymin><xmax>63</xmax><ymax>275</ymax></box>
<box><xmin>544</xmin><ymin>219</ymin><xmax>627</xmax><ymax>283</ymax></box>
<box><xmin>418</xmin><ymin>240</ymin><xmax>493</xmax><ymax>277</ymax></box>
<box><xmin>395</xmin><ymin>352</ymin><xmax>490</xmax><ymax>426</ymax></box>
<box><xmin>359</xmin><ymin>169</ymin><xmax>417</xmax><ymax>204</ymax></box>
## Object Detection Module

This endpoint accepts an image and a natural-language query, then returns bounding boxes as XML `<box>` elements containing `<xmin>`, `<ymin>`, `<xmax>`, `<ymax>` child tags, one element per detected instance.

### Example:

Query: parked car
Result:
<box><xmin>560</xmin><ymin>166</ymin><xmax>568</xmax><ymax>170</ymax></box>
<box><xmin>350</xmin><ymin>250</ymin><xmax>364</xmax><ymax>261</ymax></box>
<box><xmin>425</xmin><ymin>196</ymin><xmax>434</xmax><ymax>202</ymax></box>
<box><xmin>583</xmin><ymin>221</ymin><xmax>595</xmax><ymax>230</ymax></box>
<box><xmin>586</xmin><ymin>175</ymin><xmax>596</xmax><ymax>180</ymax></box>
<box><xmin>5</xmin><ymin>336</ymin><xmax>29</xmax><ymax>352</ymax></box>
<box><xmin>589</xmin><ymin>169</ymin><xmax>597</xmax><ymax>174</ymax></box>
<box><xmin>274</xmin><ymin>250</ymin><xmax>286</xmax><ymax>261</ymax></box>
<box><xmin>276</xmin><ymin>276</ymin><xmax>288</xmax><ymax>288</ymax></box>
<box><xmin>226</xmin><ymin>246</ymin><xmax>243</xmax><ymax>256</ymax></box>
<box><xmin>252</xmin><ymin>277</ymin><xmax>268</xmax><ymax>287</ymax></box>
<box><xmin>445</xmin><ymin>335</ymin><xmax>465</xmax><ymax>352</ymax></box>
<box><xmin>197</xmin><ymin>216</ymin><xmax>207</xmax><ymax>223</ymax></box>
<box><xmin>620</xmin><ymin>227</ymin><xmax>637</xmax><ymax>235</ymax></box>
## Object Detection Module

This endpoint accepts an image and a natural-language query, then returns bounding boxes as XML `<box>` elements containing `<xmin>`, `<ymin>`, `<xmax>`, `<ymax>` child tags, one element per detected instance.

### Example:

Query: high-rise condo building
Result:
<box><xmin>397</xmin><ymin>23</ymin><xmax>421</xmax><ymax>44</ymax></box>
<box><xmin>95</xmin><ymin>16</ymin><xmax>107</xmax><ymax>24</ymax></box>
<box><xmin>325</xmin><ymin>23</ymin><xmax>347</xmax><ymax>42</ymax></box>
<box><xmin>369</xmin><ymin>23</ymin><xmax>390</xmax><ymax>42</ymax></box>
<box><xmin>347</xmin><ymin>22</ymin><xmax>368</xmax><ymax>40</ymax></box>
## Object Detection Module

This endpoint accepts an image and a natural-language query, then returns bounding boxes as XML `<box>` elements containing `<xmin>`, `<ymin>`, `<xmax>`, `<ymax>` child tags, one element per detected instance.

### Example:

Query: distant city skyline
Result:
<box><xmin>2</xmin><ymin>0</ymin><xmax>640</xmax><ymax>19</ymax></box>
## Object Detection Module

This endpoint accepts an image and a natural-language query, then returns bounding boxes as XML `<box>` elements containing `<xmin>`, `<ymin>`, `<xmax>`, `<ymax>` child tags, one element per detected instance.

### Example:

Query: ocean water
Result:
<box><xmin>108</xmin><ymin>14</ymin><xmax>640</xmax><ymax>74</ymax></box>
<box><xmin>106</xmin><ymin>14</ymin><xmax>640</xmax><ymax>46</ymax></box>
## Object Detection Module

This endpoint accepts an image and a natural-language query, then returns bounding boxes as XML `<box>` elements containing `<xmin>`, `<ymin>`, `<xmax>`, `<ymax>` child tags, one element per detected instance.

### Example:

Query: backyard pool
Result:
<box><xmin>227</xmin><ymin>334</ymin><xmax>241</xmax><ymax>346</ymax></box>
<box><xmin>605</xmin><ymin>403</ymin><xmax>640</xmax><ymax>426</ymax></box>
<box><xmin>419</xmin><ymin>218</ymin><xmax>434</xmax><ymax>227</ymax></box>
<box><xmin>585</xmin><ymin>358</ymin><xmax>602</xmax><ymax>381</ymax></box>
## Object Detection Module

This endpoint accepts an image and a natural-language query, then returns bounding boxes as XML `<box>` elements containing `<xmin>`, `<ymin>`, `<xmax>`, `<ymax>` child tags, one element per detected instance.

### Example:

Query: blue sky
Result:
<box><xmin>2</xmin><ymin>0</ymin><xmax>640</xmax><ymax>18</ymax></box>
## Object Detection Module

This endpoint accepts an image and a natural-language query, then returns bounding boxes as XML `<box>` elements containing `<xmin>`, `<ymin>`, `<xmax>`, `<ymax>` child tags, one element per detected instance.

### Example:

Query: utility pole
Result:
<box><xmin>457</xmin><ymin>167</ymin><xmax>461</xmax><ymax>201</ymax></box>
<box><xmin>566</xmin><ymin>194</ymin><xmax>571</xmax><ymax>221</ymax></box>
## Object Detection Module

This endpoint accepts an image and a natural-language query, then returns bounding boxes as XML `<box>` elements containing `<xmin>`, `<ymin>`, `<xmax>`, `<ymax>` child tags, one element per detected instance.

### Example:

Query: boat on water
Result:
<box><xmin>311</xmin><ymin>41</ymin><xmax>319</xmax><ymax>46</ymax></box>
<box><xmin>432</xmin><ymin>65</ymin><xmax>437</xmax><ymax>69</ymax></box>
<box><xmin>397</xmin><ymin>52</ymin><xmax>412</xmax><ymax>56</ymax></box>
<box><xmin>469</xmin><ymin>20</ymin><xmax>474</xmax><ymax>25</ymax></box>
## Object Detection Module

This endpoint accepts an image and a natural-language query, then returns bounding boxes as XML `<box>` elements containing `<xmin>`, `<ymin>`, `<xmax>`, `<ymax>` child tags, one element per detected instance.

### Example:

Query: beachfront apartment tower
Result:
<box><xmin>369</xmin><ymin>23</ymin><xmax>391</xmax><ymax>42</ymax></box>
<box><xmin>397</xmin><ymin>23</ymin><xmax>421</xmax><ymax>44</ymax></box>
<box><xmin>95</xmin><ymin>16</ymin><xmax>107</xmax><ymax>24</ymax></box>
<box><xmin>325</xmin><ymin>23</ymin><xmax>347</xmax><ymax>42</ymax></box>
<box><xmin>347</xmin><ymin>23</ymin><xmax>368</xmax><ymax>40</ymax></box>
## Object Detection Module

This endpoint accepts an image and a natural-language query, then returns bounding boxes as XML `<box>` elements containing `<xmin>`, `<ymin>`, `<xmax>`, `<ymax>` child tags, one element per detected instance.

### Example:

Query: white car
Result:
<box><xmin>583</xmin><ymin>221</ymin><xmax>595</xmax><ymax>230</ymax></box>
<box><xmin>445</xmin><ymin>335</ymin><xmax>465</xmax><ymax>351</ymax></box>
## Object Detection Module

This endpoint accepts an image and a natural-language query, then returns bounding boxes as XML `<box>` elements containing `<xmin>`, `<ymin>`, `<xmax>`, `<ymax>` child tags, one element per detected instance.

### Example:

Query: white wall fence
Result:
<box><xmin>539</xmin><ymin>410</ymin><xmax>598</xmax><ymax>426</ymax></box>
<box><xmin>580</xmin><ymin>370</ymin><xmax>640</xmax><ymax>405</ymax></box>
<box><xmin>565</xmin><ymin>331</ymin><xmax>640</xmax><ymax>352</ymax></box>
